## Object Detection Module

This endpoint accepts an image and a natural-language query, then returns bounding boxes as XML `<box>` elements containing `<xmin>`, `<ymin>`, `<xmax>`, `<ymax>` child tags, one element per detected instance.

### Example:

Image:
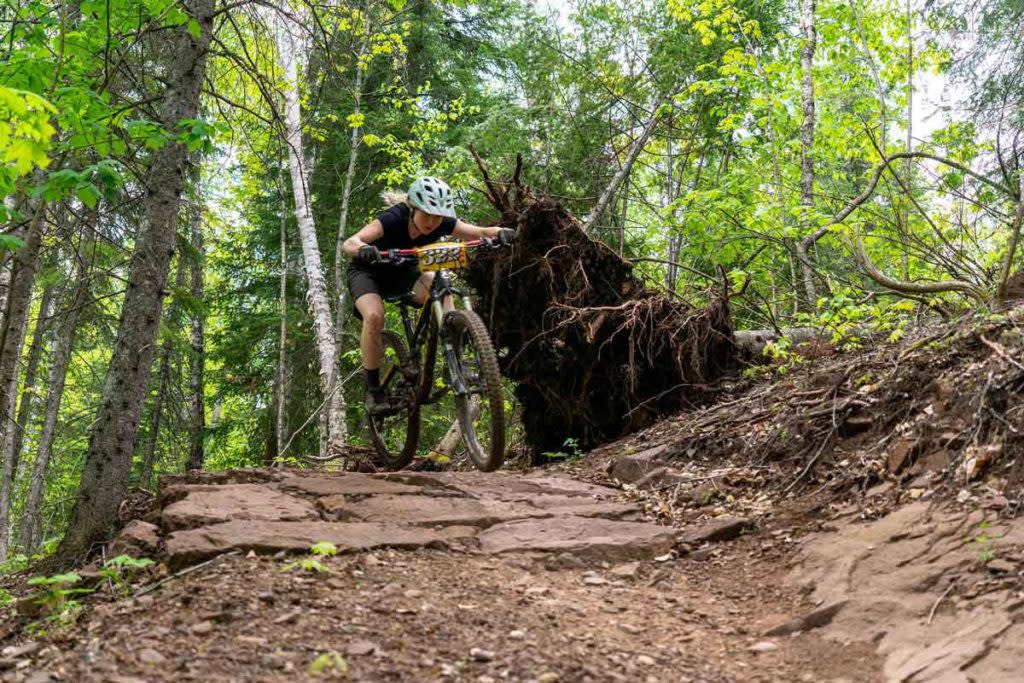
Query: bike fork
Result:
<box><xmin>434</xmin><ymin>300</ymin><xmax>467</xmax><ymax>395</ymax></box>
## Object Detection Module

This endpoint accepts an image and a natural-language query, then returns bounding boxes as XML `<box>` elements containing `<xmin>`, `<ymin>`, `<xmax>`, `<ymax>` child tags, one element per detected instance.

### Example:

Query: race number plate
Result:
<box><xmin>415</xmin><ymin>243</ymin><xmax>467</xmax><ymax>271</ymax></box>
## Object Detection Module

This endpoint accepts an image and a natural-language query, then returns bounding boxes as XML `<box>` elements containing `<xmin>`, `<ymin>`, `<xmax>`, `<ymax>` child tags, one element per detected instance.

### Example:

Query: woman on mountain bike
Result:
<box><xmin>343</xmin><ymin>176</ymin><xmax>514</xmax><ymax>414</ymax></box>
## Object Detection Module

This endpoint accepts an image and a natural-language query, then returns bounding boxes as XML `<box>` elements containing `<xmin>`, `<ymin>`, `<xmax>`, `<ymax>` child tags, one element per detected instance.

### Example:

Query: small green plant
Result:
<box><xmin>283</xmin><ymin>541</ymin><xmax>337</xmax><ymax>573</ymax></box>
<box><xmin>26</xmin><ymin>572</ymin><xmax>92</xmax><ymax>626</ymax></box>
<box><xmin>0</xmin><ymin>553</ymin><xmax>30</xmax><ymax>575</ymax></box>
<box><xmin>310</xmin><ymin>541</ymin><xmax>338</xmax><ymax>557</ymax></box>
<box><xmin>762</xmin><ymin>335</ymin><xmax>802</xmax><ymax>374</ymax></box>
<box><xmin>853</xmin><ymin>370</ymin><xmax>876</xmax><ymax>388</ymax></box>
<box><xmin>309</xmin><ymin>651</ymin><xmax>349</xmax><ymax>676</ymax></box>
<box><xmin>967</xmin><ymin>521</ymin><xmax>997</xmax><ymax>564</ymax></box>
<box><xmin>282</xmin><ymin>557</ymin><xmax>329</xmax><ymax>573</ymax></box>
<box><xmin>98</xmin><ymin>555</ymin><xmax>154</xmax><ymax>597</ymax></box>
<box><xmin>542</xmin><ymin>436</ymin><xmax>584</xmax><ymax>462</ymax></box>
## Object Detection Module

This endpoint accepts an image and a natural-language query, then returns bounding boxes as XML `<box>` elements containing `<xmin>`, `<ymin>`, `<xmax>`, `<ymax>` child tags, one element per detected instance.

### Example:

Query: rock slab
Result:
<box><xmin>148</xmin><ymin>469</ymin><xmax>672</xmax><ymax>570</ymax></box>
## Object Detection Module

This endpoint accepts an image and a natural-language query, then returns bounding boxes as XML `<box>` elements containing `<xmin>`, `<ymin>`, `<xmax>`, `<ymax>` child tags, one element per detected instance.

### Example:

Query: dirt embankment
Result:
<box><xmin>583</xmin><ymin>307</ymin><xmax>1024</xmax><ymax>681</ymax></box>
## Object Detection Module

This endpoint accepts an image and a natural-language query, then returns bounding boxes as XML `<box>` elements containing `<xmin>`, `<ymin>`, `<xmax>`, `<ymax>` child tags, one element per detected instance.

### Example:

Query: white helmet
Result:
<box><xmin>408</xmin><ymin>176</ymin><xmax>456</xmax><ymax>218</ymax></box>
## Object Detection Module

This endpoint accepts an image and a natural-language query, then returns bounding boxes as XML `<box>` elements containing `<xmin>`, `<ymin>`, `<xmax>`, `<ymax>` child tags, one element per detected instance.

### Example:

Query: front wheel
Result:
<box><xmin>446</xmin><ymin>310</ymin><xmax>505</xmax><ymax>471</ymax></box>
<box><xmin>368</xmin><ymin>330</ymin><xmax>421</xmax><ymax>470</ymax></box>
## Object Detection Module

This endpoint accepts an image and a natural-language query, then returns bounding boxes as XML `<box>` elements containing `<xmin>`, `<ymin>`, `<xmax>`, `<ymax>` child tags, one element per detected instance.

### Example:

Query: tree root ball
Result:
<box><xmin>463</xmin><ymin>195</ymin><xmax>736</xmax><ymax>458</ymax></box>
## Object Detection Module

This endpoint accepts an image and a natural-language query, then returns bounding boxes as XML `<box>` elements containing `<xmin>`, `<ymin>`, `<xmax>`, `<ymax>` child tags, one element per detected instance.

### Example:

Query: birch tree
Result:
<box><xmin>794</xmin><ymin>0</ymin><xmax>819</xmax><ymax>309</ymax></box>
<box><xmin>274</xmin><ymin>11</ymin><xmax>347</xmax><ymax>456</ymax></box>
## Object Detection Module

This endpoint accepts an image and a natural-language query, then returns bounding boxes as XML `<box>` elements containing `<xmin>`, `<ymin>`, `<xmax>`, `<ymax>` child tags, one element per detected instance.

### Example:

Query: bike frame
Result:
<box><xmin>381</xmin><ymin>239</ymin><xmax>485</xmax><ymax>406</ymax></box>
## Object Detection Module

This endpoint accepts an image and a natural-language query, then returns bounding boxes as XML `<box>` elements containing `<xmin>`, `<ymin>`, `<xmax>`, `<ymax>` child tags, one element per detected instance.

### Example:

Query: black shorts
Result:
<box><xmin>347</xmin><ymin>265</ymin><xmax>421</xmax><ymax>317</ymax></box>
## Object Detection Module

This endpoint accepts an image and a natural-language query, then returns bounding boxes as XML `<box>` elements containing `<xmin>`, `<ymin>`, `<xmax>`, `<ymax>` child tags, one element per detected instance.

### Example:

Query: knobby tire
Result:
<box><xmin>368</xmin><ymin>330</ymin><xmax>421</xmax><ymax>470</ymax></box>
<box><xmin>448</xmin><ymin>310</ymin><xmax>505</xmax><ymax>471</ymax></box>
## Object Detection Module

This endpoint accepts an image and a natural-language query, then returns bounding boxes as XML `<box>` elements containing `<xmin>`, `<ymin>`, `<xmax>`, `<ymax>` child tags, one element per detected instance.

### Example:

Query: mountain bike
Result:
<box><xmin>368</xmin><ymin>239</ymin><xmax>506</xmax><ymax>472</ymax></box>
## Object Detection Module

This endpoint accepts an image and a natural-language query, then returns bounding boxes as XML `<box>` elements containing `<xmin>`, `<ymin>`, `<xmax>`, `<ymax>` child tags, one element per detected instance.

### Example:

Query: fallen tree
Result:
<box><xmin>463</xmin><ymin>158</ymin><xmax>736</xmax><ymax>457</ymax></box>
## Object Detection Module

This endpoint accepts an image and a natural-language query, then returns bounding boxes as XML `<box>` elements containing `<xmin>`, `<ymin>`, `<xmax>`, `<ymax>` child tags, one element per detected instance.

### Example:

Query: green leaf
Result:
<box><xmin>186</xmin><ymin>18</ymin><xmax>202</xmax><ymax>39</ymax></box>
<box><xmin>310</xmin><ymin>541</ymin><xmax>338</xmax><ymax>556</ymax></box>
<box><xmin>76</xmin><ymin>184</ymin><xmax>101</xmax><ymax>209</ymax></box>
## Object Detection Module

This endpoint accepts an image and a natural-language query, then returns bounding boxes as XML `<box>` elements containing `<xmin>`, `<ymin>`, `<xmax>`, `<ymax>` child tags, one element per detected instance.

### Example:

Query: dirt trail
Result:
<box><xmin>3</xmin><ymin>463</ymin><xmax>1022</xmax><ymax>682</ymax></box>
<box><xmin>3</xmin><ymin>469</ymin><xmax>884</xmax><ymax>682</ymax></box>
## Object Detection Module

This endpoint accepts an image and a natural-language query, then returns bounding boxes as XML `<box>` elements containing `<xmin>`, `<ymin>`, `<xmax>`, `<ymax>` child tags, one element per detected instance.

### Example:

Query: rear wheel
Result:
<box><xmin>368</xmin><ymin>331</ymin><xmax>421</xmax><ymax>470</ymax></box>
<box><xmin>447</xmin><ymin>310</ymin><xmax>505</xmax><ymax>471</ymax></box>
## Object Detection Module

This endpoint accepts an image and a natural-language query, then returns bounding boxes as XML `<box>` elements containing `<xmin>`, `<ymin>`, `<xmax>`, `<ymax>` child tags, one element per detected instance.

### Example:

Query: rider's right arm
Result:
<box><xmin>343</xmin><ymin>220</ymin><xmax>385</xmax><ymax>259</ymax></box>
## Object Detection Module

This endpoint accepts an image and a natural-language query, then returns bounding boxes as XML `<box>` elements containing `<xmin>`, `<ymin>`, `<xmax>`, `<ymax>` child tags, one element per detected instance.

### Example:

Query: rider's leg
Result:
<box><xmin>413</xmin><ymin>272</ymin><xmax>455</xmax><ymax>313</ymax></box>
<box><xmin>355</xmin><ymin>293</ymin><xmax>386</xmax><ymax>404</ymax></box>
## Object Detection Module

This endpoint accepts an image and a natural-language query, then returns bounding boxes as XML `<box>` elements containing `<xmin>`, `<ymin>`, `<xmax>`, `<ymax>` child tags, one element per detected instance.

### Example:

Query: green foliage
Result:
<box><xmin>282</xmin><ymin>541</ymin><xmax>339</xmax><ymax>572</ymax></box>
<box><xmin>310</xmin><ymin>541</ymin><xmax>338</xmax><ymax>557</ymax></box>
<box><xmin>542</xmin><ymin>436</ymin><xmax>584</xmax><ymax>462</ymax></box>
<box><xmin>97</xmin><ymin>555</ymin><xmax>155</xmax><ymax>597</ymax></box>
<box><xmin>26</xmin><ymin>571</ymin><xmax>92</xmax><ymax>626</ymax></box>
<box><xmin>309</xmin><ymin>651</ymin><xmax>349</xmax><ymax>676</ymax></box>
<box><xmin>0</xmin><ymin>86</ymin><xmax>55</xmax><ymax>219</ymax></box>
<box><xmin>967</xmin><ymin>521</ymin><xmax>998</xmax><ymax>564</ymax></box>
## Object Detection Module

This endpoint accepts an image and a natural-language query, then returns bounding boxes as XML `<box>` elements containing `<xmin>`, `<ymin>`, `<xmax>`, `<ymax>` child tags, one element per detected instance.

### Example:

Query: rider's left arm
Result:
<box><xmin>452</xmin><ymin>221</ymin><xmax>503</xmax><ymax>240</ymax></box>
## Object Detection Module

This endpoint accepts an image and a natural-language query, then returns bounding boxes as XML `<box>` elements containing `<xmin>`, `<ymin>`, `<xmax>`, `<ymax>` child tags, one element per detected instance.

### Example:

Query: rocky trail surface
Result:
<box><xmin>3</xmin><ymin>461</ymin><xmax>1022</xmax><ymax>682</ymax></box>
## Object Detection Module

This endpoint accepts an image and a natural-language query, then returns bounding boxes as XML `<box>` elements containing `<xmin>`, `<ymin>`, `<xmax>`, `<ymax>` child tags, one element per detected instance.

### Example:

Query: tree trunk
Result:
<box><xmin>273</xmin><ymin>171</ymin><xmax>288</xmax><ymax>464</ymax></box>
<box><xmin>186</xmin><ymin>200</ymin><xmax>205</xmax><ymax>471</ymax></box>
<box><xmin>996</xmin><ymin>175</ymin><xmax>1024</xmax><ymax>303</ymax></box>
<box><xmin>901</xmin><ymin>0</ymin><xmax>913</xmax><ymax>280</ymax></box>
<box><xmin>55</xmin><ymin>0</ymin><xmax>214</xmax><ymax>564</ymax></box>
<box><xmin>139</xmin><ymin>260</ymin><xmax>181</xmax><ymax>488</ymax></box>
<box><xmin>618</xmin><ymin>182</ymin><xmax>629</xmax><ymax>256</ymax></box>
<box><xmin>664</xmin><ymin>125</ymin><xmax>677</xmax><ymax>292</ymax></box>
<box><xmin>796</xmin><ymin>0</ymin><xmax>819</xmax><ymax>309</ymax></box>
<box><xmin>582</xmin><ymin>108</ymin><xmax>661</xmax><ymax>235</ymax></box>
<box><xmin>0</xmin><ymin>200</ymin><xmax>47</xmax><ymax>561</ymax></box>
<box><xmin>275</xmin><ymin>14</ymin><xmax>346</xmax><ymax>456</ymax></box>
<box><xmin>9</xmin><ymin>285</ymin><xmax>55</xmax><ymax>481</ymax></box>
<box><xmin>0</xmin><ymin>258</ymin><xmax>12</xmax><ymax>338</ymax></box>
<box><xmin>18</xmin><ymin>244</ymin><xmax>91</xmax><ymax>554</ymax></box>
<box><xmin>331</xmin><ymin>31</ymin><xmax>368</xmax><ymax>449</ymax></box>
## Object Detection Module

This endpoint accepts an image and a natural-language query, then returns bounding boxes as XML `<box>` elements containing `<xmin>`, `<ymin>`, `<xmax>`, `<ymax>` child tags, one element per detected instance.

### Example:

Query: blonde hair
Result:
<box><xmin>381</xmin><ymin>190</ymin><xmax>408</xmax><ymax>207</ymax></box>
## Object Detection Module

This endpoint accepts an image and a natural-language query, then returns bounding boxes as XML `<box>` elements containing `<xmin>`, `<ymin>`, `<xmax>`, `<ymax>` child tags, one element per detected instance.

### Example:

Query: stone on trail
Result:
<box><xmin>280</xmin><ymin>472</ymin><xmax>425</xmax><ymax>497</ymax></box>
<box><xmin>606</xmin><ymin>445</ymin><xmax>669</xmax><ymax>484</ymax></box>
<box><xmin>763</xmin><ymin>600</ymin><xmax>847</xmax><ymax>636</ymax></box>
<box><xmin>108</xmin><ymin>520</ymin><xmax>161</xmax><ymax>557</ymax></box>
<box><xmin>133</xmin><ymin>468</ymin><xmax>678</xmax><ymax>571</ymax></box>
<box><xmin>165</xmin><ymin>519</ymin><xmax>475</xmax><ymax>569</ymax></box>
<box><xmin>677</xmin><ymin>516</ymin><xmax>752</xmax><ymax>546</ymax></box>
<box><xmin>320</xmin><ymin>493</ymin><xmax>638</xmax><ymax>527</ymax></box>
<box><xmin>161</xmin><ymin>483</ymin><xmax>318</xmax><ymax>531</ymax></box>
<box><xmin>477</xmin><ymin>516</ymin><xmax>676</xmax><ymax>563</ymax></box>
<box><xmin>748</xmin><ymin>640</ymin><xmax>778</xmax><ymax>653</ymax></box>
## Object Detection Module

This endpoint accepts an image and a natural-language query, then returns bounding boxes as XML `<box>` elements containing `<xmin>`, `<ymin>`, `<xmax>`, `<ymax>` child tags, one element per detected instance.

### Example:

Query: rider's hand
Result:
<box><xmin>358</xmin><ymin>245</ymin><xmax>381</xmax><ymax>264</ymax></box>
<box><xmin>497</xmin><ymin>228</ymin><xmax>516</xmax><ymax>246</ymax></box>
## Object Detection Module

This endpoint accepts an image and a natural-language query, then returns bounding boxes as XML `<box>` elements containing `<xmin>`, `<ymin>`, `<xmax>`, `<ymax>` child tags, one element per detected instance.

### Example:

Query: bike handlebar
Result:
<box><xmin>375</xmin><ymin>238</ymin><xmax>503</xmax><ymax>265</ymax></box>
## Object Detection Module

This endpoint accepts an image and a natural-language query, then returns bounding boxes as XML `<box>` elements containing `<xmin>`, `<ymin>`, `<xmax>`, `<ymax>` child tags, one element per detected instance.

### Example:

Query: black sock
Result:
<box><xmin>365</xmin><ymin>367</ymin><xmax>380</xmax><ymax>390</ymax></box>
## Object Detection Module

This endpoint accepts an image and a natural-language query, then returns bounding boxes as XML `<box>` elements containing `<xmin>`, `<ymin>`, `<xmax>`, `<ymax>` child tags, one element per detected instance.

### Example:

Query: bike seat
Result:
<box><xmin>383</xmin><ymin>292</ymin><xmax>419</xmax><ymax>306</ymax></box>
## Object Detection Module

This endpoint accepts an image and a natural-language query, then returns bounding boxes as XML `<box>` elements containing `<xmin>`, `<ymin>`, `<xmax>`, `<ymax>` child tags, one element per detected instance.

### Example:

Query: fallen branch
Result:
<box><xmin>927</xmin><ymin>580</ymin><xmax>956</xmax><ymax>625</ymax></box>
<box><xmin>133</xmin><ymin>550</ymin><xmax>241</xmax><ymax>597</ymax></box>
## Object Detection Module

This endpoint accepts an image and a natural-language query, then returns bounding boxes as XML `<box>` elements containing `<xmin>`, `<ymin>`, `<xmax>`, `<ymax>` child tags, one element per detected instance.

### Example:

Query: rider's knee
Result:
<box><xmin>362</xmin><ymin>307</ymin><xmax>385</xmax><ymax>331</ymax></box>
